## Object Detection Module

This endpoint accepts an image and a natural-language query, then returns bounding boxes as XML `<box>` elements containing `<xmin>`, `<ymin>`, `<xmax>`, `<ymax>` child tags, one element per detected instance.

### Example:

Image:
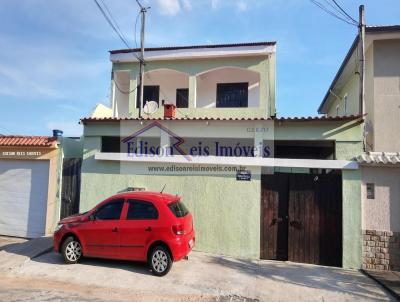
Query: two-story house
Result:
<box><xmin>318</xmin><ymin>25</ymin><xmax>400</xmax><ymax>271</ymax></box>
<box><xmin>80</xmin><ymin>42</ymin><xmax>364</xmax><ymax>269</ymax></box>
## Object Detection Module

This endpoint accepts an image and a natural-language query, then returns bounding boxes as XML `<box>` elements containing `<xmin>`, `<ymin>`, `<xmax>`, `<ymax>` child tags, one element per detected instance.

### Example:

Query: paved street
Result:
<box><xmin>0</xmin><ymin>236</ymin><xmax>395</xmax><ymax>302</ymax></box>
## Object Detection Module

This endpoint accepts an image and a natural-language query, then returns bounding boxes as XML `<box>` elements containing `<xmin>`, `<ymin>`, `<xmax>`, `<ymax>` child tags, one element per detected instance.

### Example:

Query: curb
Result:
<box><xmin>361</xmin><ymin>269</ymin><xmax>400</xmax><ymax>301</ymax></box>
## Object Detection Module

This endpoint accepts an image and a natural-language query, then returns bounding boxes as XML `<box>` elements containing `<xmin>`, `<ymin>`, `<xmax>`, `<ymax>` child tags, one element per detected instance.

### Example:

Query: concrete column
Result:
<box><xmin>253</xmin><ymin>123</ymin><xmax>264</xmax><ymax>157</ymax></box>
<box><xmin>111</xmin><ymin>78</ymin><xmax>117</xmax><ymax>117</ymax></box>
<box><xmin>188</xmin><ymin>75</ymin><xmax>197</xmax><ymax>109</ymax></box>
<box><xmin>342</xmin><ymin>170</ymin><xmax>362</xmax><ymax>269</ymax></box>
<box><xmin>128</xmin><ymin>70</ymin><xmax>138</xmax><ymax>117</ymax></box>
<box><xmin>160</xmin><ymin>124</ymin><xmax>171</xmax><ymax>155</ymax></box>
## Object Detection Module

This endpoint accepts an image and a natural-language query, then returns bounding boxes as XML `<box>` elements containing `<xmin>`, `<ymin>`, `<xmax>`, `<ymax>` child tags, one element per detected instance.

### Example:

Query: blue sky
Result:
<box><xmin>0</xmin><ymin>0</ymin><xmax>399</xmax><ymax>136</ymax></box>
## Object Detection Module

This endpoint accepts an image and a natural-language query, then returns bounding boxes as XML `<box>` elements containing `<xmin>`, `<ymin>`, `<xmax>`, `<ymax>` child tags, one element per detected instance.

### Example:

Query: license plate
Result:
<box><xmin>188</xmin><ymin>239</ymin><xmax>194</xmax><ymax>249</ymax></box>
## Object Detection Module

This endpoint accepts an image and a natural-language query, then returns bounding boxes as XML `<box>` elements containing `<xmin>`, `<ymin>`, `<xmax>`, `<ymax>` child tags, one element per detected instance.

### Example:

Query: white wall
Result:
<box><xmin>196</xmin><ymin>67</ymin><xmax>260</xmax><ymax>108</ymax></box>
<box><xmin>362</xmin><ymin>166</ymin><xmax>400</xmax><ymax>232</ymax></box>
<box><xmin>144</xmin><ymin>69</ymin><xmax>189</xmax><ymax>105</ymax></box>
<box><xmin>114</xmin><ymin>71</ymin><xmax>130</xmax><ymax>117</ymax></box>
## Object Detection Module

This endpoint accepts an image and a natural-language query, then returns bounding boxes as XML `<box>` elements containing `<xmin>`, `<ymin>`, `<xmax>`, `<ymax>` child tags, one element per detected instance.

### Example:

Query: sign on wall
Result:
<box><xmin>236</xmin><ymin>170</ymin><xmax>251</xmax><ymax>181</ymax></box>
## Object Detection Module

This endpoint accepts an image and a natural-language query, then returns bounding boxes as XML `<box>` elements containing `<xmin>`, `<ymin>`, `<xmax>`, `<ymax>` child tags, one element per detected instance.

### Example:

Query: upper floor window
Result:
<box><xmin>176</xmin><ymin>88</ymin><xmax>189</xmax><ymax>108</ymax></box>
<box><xmin>136</xmin><ymin>85</ymin><xmax>160</xmax><ymax>108</ymax></box>
<box><xmin>343</xmin><ymin>94</ymin><xmax>348</xmax><ymax>115</ymax></box>
<box><xmin>216</xmin><ymin>82</ymin><xmax>248</xmax><ymax>108</ymax></box>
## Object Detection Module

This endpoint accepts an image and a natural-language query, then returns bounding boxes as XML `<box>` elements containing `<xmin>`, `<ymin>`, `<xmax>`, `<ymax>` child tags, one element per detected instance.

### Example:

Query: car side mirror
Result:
<box><xmin>89</xmin><ymin>214</ymin><xmax>95</xmax><ymax>221</ymax></box>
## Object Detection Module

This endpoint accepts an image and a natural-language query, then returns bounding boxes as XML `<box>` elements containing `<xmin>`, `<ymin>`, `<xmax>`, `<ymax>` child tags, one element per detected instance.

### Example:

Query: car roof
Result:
<box><xmin>109</xmin><ymin>191</ymin><xmax>180</xmax><ymax>204</ymax></box>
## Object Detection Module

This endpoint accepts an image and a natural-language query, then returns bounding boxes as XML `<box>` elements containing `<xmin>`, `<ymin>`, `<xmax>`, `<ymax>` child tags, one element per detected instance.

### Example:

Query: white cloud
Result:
<box><xmin>46</xmin><ymin>120</ymin><xmax>82</xmax><ymax>137</ymax></box>
<box><xmin>211</xmin><ymin>0</ymin><xmax>219</xmax><ymax>10</ymax></box>
<box><xmin>181</xmin><ymin>0</ymin><xmax>192</xmax><ymax>11</ymax></box>
<box><xmin>157</xmin><ymin>0</ymin><xmax>181</xmax><ymax>16</ymax></box>
<box><xmin>236</xmin><ymin>1</ymin><xmax>248</xmax><ymax>11</ymax></box>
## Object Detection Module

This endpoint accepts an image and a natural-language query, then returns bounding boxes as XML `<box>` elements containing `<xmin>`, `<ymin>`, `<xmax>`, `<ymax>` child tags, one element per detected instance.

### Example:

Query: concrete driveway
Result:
<box><xmin>0</xmin><ymin>242</ymin><xmax>395</xmax><ymax>302</ymax></box>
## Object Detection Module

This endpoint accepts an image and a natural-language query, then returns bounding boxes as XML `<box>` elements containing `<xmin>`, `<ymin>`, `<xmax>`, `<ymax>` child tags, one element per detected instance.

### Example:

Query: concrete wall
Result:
<box><xmin>196</xmin><ymin>67</ymin><xmax>260</xmax><ymax>108</ymax></box>
<box><xmin>114</xmin><ymin>71</ymin><xmax>130</xmax><ymax>118</ymax></box>
<box><xmin>373</xmin><ymin>39</ymin><xmax>400</xmax><ymax>152</ymax></box>
<box><xmin>143</xmin><ymin>69</ymin><xmax>189</xmax><ymax>105</ymax></box>
<box><xmin>362</xmin><ymin>166</ymin><xmax>400</xmax><ymax>232</ymax></box>
<box><xmin>327</xmin><ymin>73</ymin><xmax>359</xmax><ymax>116</ymax></box>
<box><xmin>80</xmin><ymin>135</ymin><xmax>261</xmax><ymax>259</ymax></box>
<box><xmin>80</xmin><ymin>119</ymin><xmax>363</xmax><ymax>264</ymax></box>
<box><xmin>112</xmin><ymin>55</ymin><xmax>275</xmax><ymax>119</ymax></box>
<box><xmin>324</xmin><ymin>38</ymin><xmax>400</xmax><ymax>153</ymax></box>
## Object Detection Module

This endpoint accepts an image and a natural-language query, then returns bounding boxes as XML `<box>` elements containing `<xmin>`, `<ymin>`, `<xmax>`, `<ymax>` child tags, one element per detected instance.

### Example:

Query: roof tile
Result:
<box><xmin>80</xmin><ymin>115</ymin><xmax>363</xmax><ymax>124</ymax></box>
<box><xmin>0</xmin><ymin>136</ymin><xmax>57</xmax><ymax>147</ymax></box>
<box><xmin>357</xmin><ymin>152</ymin><xmax>400</xmax><ymax>165</ymax></box>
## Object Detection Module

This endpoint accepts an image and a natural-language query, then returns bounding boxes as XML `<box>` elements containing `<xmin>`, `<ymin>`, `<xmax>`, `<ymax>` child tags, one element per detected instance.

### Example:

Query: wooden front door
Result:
<box><xmin>288</xmin><ymin>174</ymin><xmax>319</xmax><ymax>264</ymax></box>
<box><xmin>261</xmin><ymin>174</ymin><xmax>289</xmax><ymax>260</ymax></box>
<box><xmin>261</xmin><ymin>173</ymin><xmax>342</xmax><ymax>267</ymax></box>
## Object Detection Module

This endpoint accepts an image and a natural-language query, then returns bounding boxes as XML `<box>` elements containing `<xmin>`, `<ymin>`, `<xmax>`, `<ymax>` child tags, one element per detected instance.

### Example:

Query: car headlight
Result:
<box><xmin>54</xmin><ymin>224</ymin><xmax>64</xmax><ymax>232</ymax></box>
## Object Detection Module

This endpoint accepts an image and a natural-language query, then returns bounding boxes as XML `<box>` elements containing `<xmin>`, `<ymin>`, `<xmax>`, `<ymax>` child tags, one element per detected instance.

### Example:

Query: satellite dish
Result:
<box><xmin>143</xmin><ymin>101</ymin><xmax>159</xmax><ymax>115</ymax></box>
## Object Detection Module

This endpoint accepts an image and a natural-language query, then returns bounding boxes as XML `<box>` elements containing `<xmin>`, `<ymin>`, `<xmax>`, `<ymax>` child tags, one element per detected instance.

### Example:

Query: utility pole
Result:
<box><xmin>136</xmin><ymin>0</ymin><xmax>149</xmax><ymax>118</ymax></box>
<box><xmin>358</xmin><ymin>5</ymin><xmax>366</xmax><ymax>150</ymax></box>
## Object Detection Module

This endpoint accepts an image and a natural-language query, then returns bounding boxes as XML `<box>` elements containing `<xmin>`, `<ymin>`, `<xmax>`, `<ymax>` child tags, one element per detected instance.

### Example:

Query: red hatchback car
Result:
<box><xmin>53</xmin><ymin>191</ymin><xmax>195</xmax><ymax>276</ymax></box>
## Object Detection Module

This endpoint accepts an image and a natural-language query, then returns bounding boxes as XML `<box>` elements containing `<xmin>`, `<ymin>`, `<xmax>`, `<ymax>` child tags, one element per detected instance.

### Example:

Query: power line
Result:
<box><xmin>309</xmin><ymin>0</ymin><xmax>357</xmax><ymax>26</ymax></box>
<box><xmin>99</xmin><ymin>0</ymin><xmax>130</xmax><ymax>44</ymax></box>
<box><xmin>114</xmin><ymin>80</ymin><xmax>137</xmax><ymax>95</ymax></box>
<box><xmin>331</xmin><ymin>0</ymin><xmax>358</xmax><ymax>24</ymax></box>
<box><xmin>93</xmin><ymin>0</ymin><xmax>130</xmax><ymax>48</ymax></box>
<box><xmin>93</xmin><ymin>0</ymin><xmax>145</xmax><ymax>63</ymax></box>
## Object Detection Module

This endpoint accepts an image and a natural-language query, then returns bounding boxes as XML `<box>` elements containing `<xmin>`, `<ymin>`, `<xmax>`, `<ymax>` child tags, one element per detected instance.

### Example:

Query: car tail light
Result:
<box><xmin>172</xmin><ymin>224</ymin><xmax>185</xmax><ymax>235</ymax></box>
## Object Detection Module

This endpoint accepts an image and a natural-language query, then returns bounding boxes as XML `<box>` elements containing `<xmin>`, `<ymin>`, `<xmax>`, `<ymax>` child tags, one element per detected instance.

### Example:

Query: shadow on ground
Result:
<box><xmin>207</xmin><ymin>255</ymin><xmax>391</xmax><ymax>301</ymax></box>
<box><xmin>32</xmin><ymin>250</ymin><xmax>153</xmax><ymax>276</ymax></box>
<box><xmin>0</xmin><ymin>236</ymin><xmax>52</xmax><ymax>259</ymax></box>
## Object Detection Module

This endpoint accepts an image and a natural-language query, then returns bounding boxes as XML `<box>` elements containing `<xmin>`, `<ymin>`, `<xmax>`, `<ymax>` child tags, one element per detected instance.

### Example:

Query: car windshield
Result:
<box><xmin>168</xmin><ymin>201</ymin><xmax>189</xmax><ymax>218</ymax></box>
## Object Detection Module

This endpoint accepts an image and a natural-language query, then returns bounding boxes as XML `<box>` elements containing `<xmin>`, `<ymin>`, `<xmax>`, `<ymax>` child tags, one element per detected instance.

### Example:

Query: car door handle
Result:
<box><xmin>112</xmin><ymin>227</ymin><xmax>118</xmax><ymax>232</ymax></box>
<box><xmin>145</xmin><ymin>227</ymin><xmax>152</xmax><ymax>232</ymax></box>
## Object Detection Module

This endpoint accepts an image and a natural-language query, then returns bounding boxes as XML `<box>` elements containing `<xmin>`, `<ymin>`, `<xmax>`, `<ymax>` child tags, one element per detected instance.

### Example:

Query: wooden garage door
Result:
<box><xmin>0</xmin><ymin>160</ymin><xmax>49</xmax><ymax>238</ymax></box>
<box><xmin>261</xmin><ymin>173</ymin><xmax>342</xmax><ymax>267</ymax></box>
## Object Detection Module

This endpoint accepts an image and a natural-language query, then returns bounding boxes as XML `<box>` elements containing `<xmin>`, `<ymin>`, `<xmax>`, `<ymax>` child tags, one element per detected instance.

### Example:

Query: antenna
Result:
<box><xmin>143</xmin><ymin>101</ymin><xmax>159</xmax><ymax>115</ymax></box>
<box><xmin>160</xmin><ymin>184</ymin><xmax>166</xmax><ymax>193</ymax></box>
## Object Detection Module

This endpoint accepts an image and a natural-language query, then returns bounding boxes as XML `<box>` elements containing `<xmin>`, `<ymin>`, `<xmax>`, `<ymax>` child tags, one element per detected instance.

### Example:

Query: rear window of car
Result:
<box><xmin>168</xmin><ymin>201</ymin><xmax>189</xmax><ymax>218</ymax></box>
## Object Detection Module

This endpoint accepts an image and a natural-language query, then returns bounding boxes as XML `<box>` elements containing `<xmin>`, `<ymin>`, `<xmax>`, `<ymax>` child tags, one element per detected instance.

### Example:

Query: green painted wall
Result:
<box><xmin>61</xmin><ymin>137</ymin><xmax>83</xmax><ymax>159</ymax></box>
<box><xmin>80</xmin><ymin>119</ymin><xmax>363</xmax><ymax>264</ymax></box>
<box><xmin>80</xmin><ymin>135</ymin><xmax>261</xmax><ymax>259</ymax></box>
<box><xmin>327</xmin><ymin>73</ymin><xmax>359</xmax><ymax>116</ymax></box>
<box><xmin>113</xmin><ymin>55</ymin><xmax>276</xmax><ymax>118</ymax></box>
<box><xmin>342</xmin><ymin>170</ymin><xmax>362</xmax><ymax>269</ymax></box>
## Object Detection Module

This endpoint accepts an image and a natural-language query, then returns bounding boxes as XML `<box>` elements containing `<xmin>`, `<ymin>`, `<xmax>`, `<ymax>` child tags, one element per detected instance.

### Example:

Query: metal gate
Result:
<box><xmin>60</xmin><ymin>158</ymin><xmax>82</xmax><ymax>219</ymax></box>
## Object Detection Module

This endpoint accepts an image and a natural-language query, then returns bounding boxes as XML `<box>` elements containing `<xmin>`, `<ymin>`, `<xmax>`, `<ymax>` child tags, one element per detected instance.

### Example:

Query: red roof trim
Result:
<box><xmin>0</xmin><ymin>136</ymin><xmax>58</xmax><ymax>147</ymax></box>
<box><xmin>110</xmin><ymin>41</ymin><xmax>276</xmax><ymax>54</ymax></box>
<box><xmin>80</xmin><ymin>115</ymin><xmax>363</xmax><ymax>124</ymax></box>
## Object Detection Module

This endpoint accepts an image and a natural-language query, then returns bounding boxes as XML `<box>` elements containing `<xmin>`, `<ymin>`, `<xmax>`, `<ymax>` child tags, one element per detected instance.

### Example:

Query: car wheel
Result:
<box><xmin>61</xmin><ymin>236</ymin><xmax>82</xmax><ymax>264</ymax></box>
<box><xmin>149</xmin><ymin>245</ymin><xmax>172</xmax><ymax>276</ymax></box>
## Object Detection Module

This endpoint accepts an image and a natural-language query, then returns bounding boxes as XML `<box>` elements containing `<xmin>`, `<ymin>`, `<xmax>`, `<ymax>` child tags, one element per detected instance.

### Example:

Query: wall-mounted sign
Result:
<box><xmin>0</xmin><ymin>149</ymin><xmax>46</xmax><ymax>159</ymax></box>
<box><xmin>2</xmin><ymin>151</ymin><xmax>42</xmax><ymax>157</ymax></box>
<box><xmin>236</xmin><ymin>170</ymin><xmax>251</xmax><ymax>181</ymax></box>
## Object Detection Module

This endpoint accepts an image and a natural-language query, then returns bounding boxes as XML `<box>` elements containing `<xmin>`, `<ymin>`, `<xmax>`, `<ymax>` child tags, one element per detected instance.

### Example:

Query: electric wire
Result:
<box><xmin>331</xmin><ymin>0</ymin><xmax>358</xmax><ymax>24</ymax></box>
<box><xmin>309</xmin><ymin>0</ymin><xmax>357</xmax><ymax>26</ymax></box>
<box><xmin>93</xmin><ymin>0</ymin><xmax>144</xmax><ymax>63</ymax></box>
